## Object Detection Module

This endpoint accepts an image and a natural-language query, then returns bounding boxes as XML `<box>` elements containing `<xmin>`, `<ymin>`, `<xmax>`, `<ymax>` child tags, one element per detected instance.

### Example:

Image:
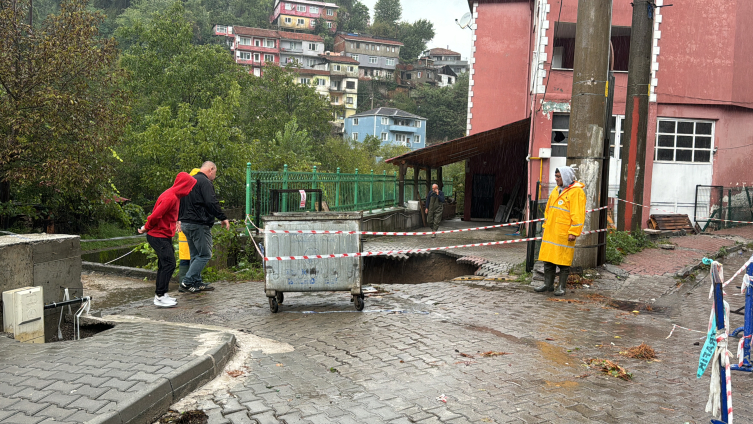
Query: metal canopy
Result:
<box><xmin>385</xmin><ymin>118</ymin><xmax>530</xmax><ymax>168</ymax></box>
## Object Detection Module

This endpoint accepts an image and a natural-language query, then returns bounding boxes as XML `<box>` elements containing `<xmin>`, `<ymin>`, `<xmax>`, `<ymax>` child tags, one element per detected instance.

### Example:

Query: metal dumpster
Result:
<box><xmin>262</xmin><ymin>212</ymin><xmax>363</xmax><ymax>313</ymax></box>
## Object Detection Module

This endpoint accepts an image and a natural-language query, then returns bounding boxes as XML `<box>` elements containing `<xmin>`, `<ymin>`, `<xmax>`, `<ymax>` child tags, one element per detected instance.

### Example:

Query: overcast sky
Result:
<box><xmin>358</xmin><ymin>0</ymin><xmax>473</xmax><ymax>60</ymax></box>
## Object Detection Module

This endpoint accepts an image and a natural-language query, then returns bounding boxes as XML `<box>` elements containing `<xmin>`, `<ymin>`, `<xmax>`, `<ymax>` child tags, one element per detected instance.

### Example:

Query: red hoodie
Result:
<box><xmin>145</xmin><ymin>172</ymin><xmax>197</xmax><ymax>238</ymax></box>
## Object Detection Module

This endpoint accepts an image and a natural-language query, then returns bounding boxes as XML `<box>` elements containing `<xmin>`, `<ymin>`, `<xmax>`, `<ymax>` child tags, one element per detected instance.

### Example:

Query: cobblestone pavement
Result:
<box><xmin>106</xmin><ymin>248</ymin><xmax>753</xmax><ymax>424</ymax></box>
<box><xmin>0</xmin><ymin>320</ymin><xmax>235</xmax><ymax>424</ymax></box>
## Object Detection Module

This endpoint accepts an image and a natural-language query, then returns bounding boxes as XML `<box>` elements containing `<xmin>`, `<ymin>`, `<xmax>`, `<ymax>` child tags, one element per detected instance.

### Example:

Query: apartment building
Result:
<box><xmin>215</xmin><ymin>25</ymin><xmax>279</xmax><ymax>76</ymax></box>
<box><xmin>279</xmin><ymin>32</ymin><xmax>325</xmax><ymax>68</ymax></box>
<box><xmin>270</xmin><ymin>0</ymin><xmax>338</xmax><ymax>32</ymax></box>
<box><xmin>345</xmin><ymin>108</ymin><xmax>427</xmax><ymax>150</ymax></box>
<box><xmin>313</xmin><ymin>54</ymin><xmax>359</xmax><ymax>123</ymax></box>
<box><xmin>420</xmin><ymin>47</ymin><xmax>469</xmax><ymax>75</ymax></box>
<box><xmin>333</xmin><ymin>33</ymin><xmax>402</xmax><ymax>79</ymax></box>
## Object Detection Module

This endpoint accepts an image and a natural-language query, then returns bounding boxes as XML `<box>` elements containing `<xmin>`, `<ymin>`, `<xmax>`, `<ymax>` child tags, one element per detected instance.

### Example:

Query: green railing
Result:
<box><xmin>245</xmin><ymin>164</ymin><xmax>453</xmax><ymax>227</ymax></box>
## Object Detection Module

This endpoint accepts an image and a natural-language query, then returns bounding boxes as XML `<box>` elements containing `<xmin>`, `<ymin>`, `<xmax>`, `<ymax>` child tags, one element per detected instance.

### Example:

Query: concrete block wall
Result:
<box><xmin>0</xmin><ymin>234</ymin><xmax>82</xmax><ymax>341</ymax></box>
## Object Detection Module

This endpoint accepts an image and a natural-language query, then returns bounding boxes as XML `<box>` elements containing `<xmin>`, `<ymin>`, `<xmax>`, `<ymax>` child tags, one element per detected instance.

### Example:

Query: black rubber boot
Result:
<box><xmin>554</xmin><ymin>265</ymin><xmax>570</xmax><ymax>296</ymax></box>
<box><xmin>534</xmin><ymin>262</ymin><xmax>556</xmax><ymax>292</ymax></box>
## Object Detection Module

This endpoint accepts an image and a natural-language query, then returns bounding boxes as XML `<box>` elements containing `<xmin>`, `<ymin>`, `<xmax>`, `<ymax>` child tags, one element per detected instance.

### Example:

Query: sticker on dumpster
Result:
<box><xmin>698</xmin><ymin>326</ymin><xmax>717</xmax><ymax>378</ymax></box>
<box><xmin>299</xmin><ymin>190</ymin><xmax>306</xmax><ymax>208</ymax></box>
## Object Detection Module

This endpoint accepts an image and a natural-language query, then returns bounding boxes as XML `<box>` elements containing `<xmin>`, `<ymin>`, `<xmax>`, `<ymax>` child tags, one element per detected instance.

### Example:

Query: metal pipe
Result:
<box><xmin>45</xmin><ymin>296</ymin><xmax>92</xmax><ymax>310</ymax></box>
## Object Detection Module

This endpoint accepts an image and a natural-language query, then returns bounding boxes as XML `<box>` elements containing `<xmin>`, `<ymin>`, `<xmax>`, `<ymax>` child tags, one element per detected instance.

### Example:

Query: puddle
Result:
<box><xmin>604</xmin><ymin>299</ymin><xmax>666</xmax><ymax>314</ymax></box>
<box><xmin>536</xmin><ymin>341</ymin><xmax>577</xmax><ymax>368</ymax></box>
<box><xmin>82</xmin><ymin>245</ymin><xmax>149</xmax><ymax>268</ymax></box>
<box><xmin>544</xmin><ymin>380</ymin><xmax>579</xmax><ymax>390</ymax></box>
<box><xmin>464</xmin><ymin>325</ymin><xmax>535</xmax><ymax>346</ymax></box>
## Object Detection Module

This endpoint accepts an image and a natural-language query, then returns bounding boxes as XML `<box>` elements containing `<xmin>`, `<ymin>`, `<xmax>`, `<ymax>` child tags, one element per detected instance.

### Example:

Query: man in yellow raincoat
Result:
<box><xmin>535</xmin><ymin>166</ymin><xmax>586</xmax><ymax>296</ymax></box>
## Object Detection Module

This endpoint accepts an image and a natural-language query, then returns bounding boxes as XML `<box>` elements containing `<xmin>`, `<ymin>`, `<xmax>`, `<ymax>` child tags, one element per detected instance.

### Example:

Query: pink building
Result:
<box><xmin>271</xmin><ymin>0</ymin><xmax>338</xmax><ymax>32</ymax></box>
<box><xmin>215</xmin><ymin>25</ymin><xmax>280</xmax><ymax>76</ymax></box>
<box><xmin>462</xmin><ymin>0</ymin><xmax>753</xmax><ymax>223</ymax></box>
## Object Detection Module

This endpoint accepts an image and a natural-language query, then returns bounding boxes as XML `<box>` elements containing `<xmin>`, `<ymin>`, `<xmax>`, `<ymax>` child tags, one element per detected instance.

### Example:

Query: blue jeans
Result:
<box><xmin>181</xmin><ymin>222</ymin><xmax>212</xmax><ymax>286</ymax></box>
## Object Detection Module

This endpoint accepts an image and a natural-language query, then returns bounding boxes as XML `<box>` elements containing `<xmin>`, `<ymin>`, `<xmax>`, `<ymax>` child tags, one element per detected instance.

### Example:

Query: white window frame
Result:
<box><xmin>309</xmin><ymin>6</ymin><xmax>319</xmax><ymax>14</ymax></box>
<box><xmin>386</xmin><ymin>58</ymin><xmax>395</xmax><ymax>66</ymax></box>
<box><xmin>333</xmin><ymin>64</ymin><xmax>341</xmax><ymax>71</ymax></box>
<box><xmin>369</xmin><ymin>56</ymin><xmax>377</xmax><ymax>64</ymax></box>
<box><xmin>346</xmin><ymin>96</ymin><xmax>353</xmax><ymax>104</ymax></box>
<box><xmin>327</xmin><ymin>8</ymin><xmax>334</xmax><ymax>16</ymax></box>
<box><xmin>239</xmin><ymin>37</ymin><xmax>251</xmax><ymax>46</ymax></box>
<box><xmin>347</xmin><ymin>66</ymin><xmax>354</xmax><ymax>73</ymax></box>
<box><xmin>297</xmin><ymin>4</ymin><xmax>306</xmax><ymax>12</ymax></box>
<box><xmin>308</xmin><ymin>43</ymin><xmax>317</xmax><ymax>51</ymax></box>
<box><xmin>353</xmin><ymin>118</ymin><xmax>359</xmax><ymax>125</ymax></box>
<box><xmin>265</xmin><ymin>39</ymin><xmax>275</xmax><ymax>48</ymax></box>
<box><xmin>550</xmin><ymin>113</ymin><xmax>569</xmax><ymax>157</ymax></box>
<box><xmin>264</xmin><ymin>54</ymin><xmax>274</xmax><ymax>62</ymax></box>
<box><xmin>395</xmin><ymin>134</ymin><xmax>408</xmax><ymax>143</ymax></box>
<box><xmin>300</xmin><ymin>77</ymin><xmax>311</xmax><ymax>85</ymax></box>
<box><xmin>417</xmin><ymin>121</ymin><xmax>422</xmax><ymax>128</ymax></box>
<box><xmin>310</xmin><ymin>20</ymin><xmax>316</xmax><ymax>27</ymax></box>
<box><xmin>332</xmin><ymin>96</ymin><xmax>339</xmax><ymax>104</ymax></box>
<box><xmin>381</xmin><ymin>132</ymin><xmax>388</xmax><ymax>141</ymax></box>
<box><xmin>216</xmin><ymin>25</ymin><xmax>227</xmax><ymax>33</ymax></box>
<box><xmin>239</xmin><ymin>52</ymin><xmax>251</xmax><ymax>60</ymax></box>
<box><xmin>352</xmin><ymin>132</ymin><xmax>358</xmax><ymax>141</ymax></box>
<box><xmin>414</xmin><ymin>135</ymin><xmax>421</xmax><ymax>144</ymax></box>
<box><xmin>297</xmin><ymin>18</ymin><xmax>305</xmax><ymax>25</ymax></box>
<box><xmin>317</xmin><ymin>78</ymin><xmax>326</xmax><ymax>86</ymax></box>
<box><xmin>417</xmin><ymin>71</ymin><xmax>422</xmax><ymax>78</ymax></box>
<box><xmin>284</xmin><ymin>17</ymin><xmax>292</xmax><ymax>24</ymax></box>
<box><xmin>253</xmin><ymin>68</ymin><xmax>261</xmax><ymax>76</ymax></box>
<box><xmin>327</xmin><ymin>22</ymin><xmax>333</xmax><ymax>28</ymax></box>
<box><xmin>285</xmin><ymin>3</ymin><xmax>293</xmax><ymax>10</ymax></box>
<box><xmin>307</xmin><ymin>58</ymin><xmax>317</xmax><ymax>67</ymax></box>
<box><xmin>352</xmin><ymin>54</ymin><xmax>359</xmax><ymax>61</ymax></box>
<box><xmin>253</xmin><ymin>39</ymin><xmax>261</xmax><ymax>47</ymax></box>
<box><xmin>654</xmin><ymin>118</ymin><xmax>715</xmax><ymax>163</ymax></box>
<box><xmin>253</xmin><ymin>53</ymin><xmax>260</xmax><ymax>62</ymax></box>
<box><xmin>381</xmin><ymin>117</ymin><xmax>389</xmax><ymax>125</ymax></box>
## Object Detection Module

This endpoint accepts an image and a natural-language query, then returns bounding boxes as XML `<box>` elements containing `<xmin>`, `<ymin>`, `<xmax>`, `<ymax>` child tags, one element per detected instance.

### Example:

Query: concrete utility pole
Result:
<box><xmin>617</xmin><ymin>1</ymin><xmax>654</xmax><ymax>232</ymax></box>
<box><xmin>567</xmin><ymin>0</ymin><xmax>613</xmax><ymax>269</ymax></box>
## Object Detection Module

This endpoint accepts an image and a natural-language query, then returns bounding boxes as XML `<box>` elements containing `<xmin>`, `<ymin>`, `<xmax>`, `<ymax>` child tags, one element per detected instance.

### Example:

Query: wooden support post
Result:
<box><xmin>425</xmin><ymin>166</ymin><xmax>432</xmax><ymax>195</ymax></box>
<box><xmin>398</xmin><ymin>163</ymin><xmax>406</xmax><ymax>207</ymax></box>
<box><xmin>413</xmin><ymin>166</ymin><xmax>419</xmax><ymax>200</ymax></box>
<box><xmin>437</xmin><ymin>167</ymin><xmax>443</xmax><ymax>191</ymax></box>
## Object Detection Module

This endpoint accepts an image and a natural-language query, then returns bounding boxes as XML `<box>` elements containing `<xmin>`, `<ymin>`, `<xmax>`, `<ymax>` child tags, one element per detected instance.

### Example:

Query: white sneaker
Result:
<box><xmin>163</xmin><ymin>293</ymin><xmax>176</xmax><ymax>301</ymax></box>
<box><xmin>154</xmin><ymin>294</ymin><xmax>177</xmax><ymax>307</ymax></box>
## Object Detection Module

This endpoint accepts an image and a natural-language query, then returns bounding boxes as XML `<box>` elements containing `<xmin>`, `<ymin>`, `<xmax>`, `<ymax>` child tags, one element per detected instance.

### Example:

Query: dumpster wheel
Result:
<box><xmin>269</xmin><ymin>297</ymin><xmax>279</xmax><ymax>313</ymax></box>
<box><xmin>276</xmin><ymin>292</ymin><xmax>284</xmax><ymax>304</ymax></box>
<box><xmin>354</xmin><ymin>295</ymin><xmax>364</xmax><ymax>311</ymax></box>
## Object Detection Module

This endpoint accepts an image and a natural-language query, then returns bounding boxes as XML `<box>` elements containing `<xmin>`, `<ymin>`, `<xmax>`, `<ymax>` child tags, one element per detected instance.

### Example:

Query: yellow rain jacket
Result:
<box><xmin>178</xmin><ymin>167</ymin><xmax>202</xmax><ymax>261</ymax></box>
<box><xmin>537</xmin><ymin>181</ymin><xmax>586</xmax><ymax>266</ymax></box>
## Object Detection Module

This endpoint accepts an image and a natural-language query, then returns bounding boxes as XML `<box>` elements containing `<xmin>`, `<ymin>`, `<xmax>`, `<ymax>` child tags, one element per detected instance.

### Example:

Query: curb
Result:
<box><xmin>86</xmin><ymin>332</ymin><xmax>236</xmax><ymax>424</ymax></box>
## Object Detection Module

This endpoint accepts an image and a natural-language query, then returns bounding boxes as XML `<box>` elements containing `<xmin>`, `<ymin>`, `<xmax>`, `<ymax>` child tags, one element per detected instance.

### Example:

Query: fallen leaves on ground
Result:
<box><xmin>567</xmin><ymin>274</ymin><xmax>594</xmax><ymax>286</ymax></box>
<box><xmin>226</xmin><ymin>370</ymin><xmax>244</xmax><ymax>378</ymax></box>
<box><xmin>587</xmin><ymin>358</ymin><xmax>633</xmax><ymax>381</ymax></box>
<box><xmin>546</xmin><ymin>298</ymin><xmax>586</xmax><ymax>304</ymax></box>
<box><xmin>459</xmin><ymin>352</ymin><xmax>474</xmax><ymax>358</ymax></box>
<box><xmin>479</xmin><ymin>351</ymin><xmax>511</xmax><ymax>357</ymax></box>
<box><xmin>621</xmin><ymin>342</ymin><xmax>657</xmax><ymax>360</ymax></box>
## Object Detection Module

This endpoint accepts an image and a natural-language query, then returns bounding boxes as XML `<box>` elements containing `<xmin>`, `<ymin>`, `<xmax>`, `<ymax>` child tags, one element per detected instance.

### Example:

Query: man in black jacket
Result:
<box><xmin>178</xmin><ymin>161</ymin><xmax>230</xmax><ymax>293</ymax></box>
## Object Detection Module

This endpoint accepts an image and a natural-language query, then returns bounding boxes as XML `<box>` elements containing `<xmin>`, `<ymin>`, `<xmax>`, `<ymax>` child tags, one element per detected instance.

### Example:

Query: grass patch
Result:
<box><xmin>606</xmin><ymin>230</ymin><xmax>656</xmax><ymax>265</ymax></box>
<box><xmin>202</xmin><ymin>263</ymin><xmax>265</xmax><ymax>283</ymax></box>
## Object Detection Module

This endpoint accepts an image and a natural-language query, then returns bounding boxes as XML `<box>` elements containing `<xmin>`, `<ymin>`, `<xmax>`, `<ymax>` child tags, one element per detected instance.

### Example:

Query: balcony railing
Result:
<box><xmin>389</xmin><ymin>125</ymin><xmax>418</xmax><ymax>133</ymax></box>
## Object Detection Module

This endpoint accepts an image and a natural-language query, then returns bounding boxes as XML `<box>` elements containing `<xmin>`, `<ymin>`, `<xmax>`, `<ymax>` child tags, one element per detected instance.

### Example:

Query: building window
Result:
<box><xmin>352</xmin><ymin>132</ymin><xmax>359</xmax><ymax>140</ymax></box>
<box><xmin>345</xmin><ymin>81</ymin><xmax>355</xmax><ymax>89</ymax></box>
<box><xmin>265</xmin><ymin>39</ymin><xmax>275</xmax><ymax>48</ymax></box>
<box><xmin>376</xmin><ymin>45</ymin><xmax>380</xmax><ymax>51</ymax></box>
<box><xmin>240</xmin><ymin>52</ymin><xmax>251</xmax><ymax>60</ymax></box>
<box><xmin>355</xmin><ymin>42</ymin><xmax>360</xmax><ymax>49</ymax></box>
<box><xmin>352</xmin><ymin>54</ymin><xmax>359</xmax><ymax>61</ymax></box>
<box><xmin>285</xmin><ymin>2</ymin><xmax>292</xmax><ymax>10</ymax></box>
<box><xmin>253</xmin><ymin>68</ymin><xmax>261</xmax><ymax>77</ymax></box>
<box><xmin>332</xmin><ymin>97</ymin><xmax>339</xmax><ymax>104</ymax></box>
<box><xmin>297</xmin><ymin>5</ymin><xmax>306</xmax><ymax>12</ymax></box>
<box><xmin>317</xmin><ymin>78</ymin><xmax>326</xmax><ymax>86</ymax></box>
<box><xmin>417</xmin><ymin>71</ymin><xmax>422</xmax><ymax>78</ymax></box>
<box><xmin>297</xmin><ymin>18</ymin><xmax>305</xmax><ymax>25</ymax></box>
<box><xmin>347</xmin><ymin>66</ymin><xmax>354</xmax><ymax>73</ymax></box>
<box><xmin>239</xmin><ymin>37</ymin><xmax>251</xmax><ymax>45</ymax></box>
<box><xmin>381</xmin><ymin>132</ymin><xmax>388</xmax><ymax>141</ymax></box>
<box><xmin>310</xmin><ymin>6</ymin><xmax>319</xmax><ymax>14</ymax></box>
<box><xmin>655</xmin><ymin>119</ymin><xmax>714</xmax><ymax>163</ymax></box>
<box><xmin>353</xmin><ymin>118</ymin><xmax>359</xmax><ymax>125</ymax></box>
<box><xmin>333</xmin><ymin>64</ymin><xmax>341</xmax><ymax>71</ymax></box>
<box><xmin>253</xmin><ymin>53</ymin><xmax>260</xmax><ymax>62</ymax></box>
<box><xmin>284</xmin><ymin>17</ymin><xmax>292</xmax><ymax>24</ymax></box>
<box><xmin>369</xmin><ymin>56</ymin><xmax>377</xmax><ymax>64</ymax></box>
<box><xmin>551</xmin><ymin>113</ymin><xmax>569</xmax><ymax>157</ymax></box>
<box><xmin>381</xmin><ymin>117</ymin><xmax>389</xmax><ymax>125</ymax></box>
<box><xmin>264</xmin><ymin>54</ymin><xmax>274</xmax><ymax>62</ymax></box>
<box><xmin>307</xmin><ymin>58</ymin><xmax>316</xmax><ymax>67</ymax></box>
<box><xmin>331</xmin><ymin>81</ymin><xmax>339</xmax><ymax>90</ymax></box>
<box><xmin>327</xmin><ymin>22</ymin><xmax>333</xmax><ymax>28</ymax></box>
<box><xmin>386</xmin><ymin>71</ymin><xmax>393</xmax><ymax>78</ymax></box>
<box><xmin>216</xmin><ymin>25</ymin><xmax>227</xmax><ymax>33</ymax></box>
<box><xmin>395</xmin><ymin>134</ymin><xmax>408</xmax><ymax>143</ymax></box>
<box><xmin>308</xmin><ymin>43</ymin><xmax>317</xmax><ymax>51</ymax></box>
<box><xmin>609</xmin><ymin>116</ymin><xmax>625</xmax><ymax>158</ymax></box>
<box><xmin>417</xmin><ymin>121</ymin><xmax>422</xmax><ymax>128</ymax></box>
<box><xmin>300</xmin><ymin>78</ymin><xmax>310</xmax><ymax>84</ymax></box>
<box><xmin>414</xmin><ymin>135</ymin><xmax>421</xmax><ymax>144</ymax></box>
<box><xmin>553</xmin><ymin>22</ymin><xmax>630</xmax><ymax>71</ymax></box>
<box><xmin>254</xmin><ymin>39</ymin><xmax>261</xmax><ymax>47</ymax></box>
<box><xmin>346</xmin><ymin>96</ymin><xmax>353</xmax><ymax>104</ymax></box>
<box><xmin>386</xmin><ymin>58</ymin><xmax>395</xmax><ymax>66</ymax></box>
<box><xmin>327</xmin><ymin>8</ymin><xmax>333</xmax><ymax>16</ymax></box>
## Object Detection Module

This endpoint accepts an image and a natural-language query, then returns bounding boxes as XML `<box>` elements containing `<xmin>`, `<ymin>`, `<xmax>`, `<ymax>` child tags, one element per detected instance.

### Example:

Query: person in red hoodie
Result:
<box><xmin>138</xmin><ymin>172</ymin><xmax>197</xmax><ymax>307</ymax></box>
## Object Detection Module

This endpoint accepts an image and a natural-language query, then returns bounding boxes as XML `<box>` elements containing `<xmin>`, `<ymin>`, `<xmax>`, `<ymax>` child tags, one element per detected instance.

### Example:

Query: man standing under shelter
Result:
<box><xmin>535</xmin><ymin>166</ymin><xmax>586</xmax><ymax>296</ymax></box>
<box><xmin>178</xmin><ymin>161</ymin><xmax>230</xmax><ymax>293</ymax></box>
<box><xmin>425</xmin><ymin>183</ymin><xmax>444</xmax><ymax>238</ymax></box>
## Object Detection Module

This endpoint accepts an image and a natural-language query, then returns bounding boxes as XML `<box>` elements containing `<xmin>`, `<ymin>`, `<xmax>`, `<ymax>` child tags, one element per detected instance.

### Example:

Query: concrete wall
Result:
<box><xmin>0</xmin><ymin>234</ymin><xmax>82</xmax><ymax>341</ymax></box>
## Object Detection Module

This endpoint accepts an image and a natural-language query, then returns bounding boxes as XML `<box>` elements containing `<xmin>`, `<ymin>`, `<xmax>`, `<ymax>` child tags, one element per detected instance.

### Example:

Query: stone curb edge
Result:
<box><xmin>85</xmin><ymin>331</ymin><xmax>236</xmax><ymax>424</ymax></box>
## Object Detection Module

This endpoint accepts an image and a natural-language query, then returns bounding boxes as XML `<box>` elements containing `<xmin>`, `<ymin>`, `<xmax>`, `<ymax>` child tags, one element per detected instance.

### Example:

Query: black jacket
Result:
<box><xmin>178</xmin><ymin>172</ymin><xmax>227</xmax><ymax>226</ymax></box>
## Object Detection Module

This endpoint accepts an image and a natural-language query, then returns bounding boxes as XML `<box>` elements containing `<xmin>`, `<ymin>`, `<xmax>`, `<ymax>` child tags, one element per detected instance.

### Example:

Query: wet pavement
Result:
<box><xmin>1</xmin><ymin>222</ymin><xmax>752</xmax><ymax>423</ymax></box>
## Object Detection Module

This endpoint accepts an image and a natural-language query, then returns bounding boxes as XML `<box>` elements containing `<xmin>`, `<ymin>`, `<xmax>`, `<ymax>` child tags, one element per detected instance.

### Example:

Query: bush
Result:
<box><xmin>606</xmin><ymin>230</ymin><xmax>655</xmax><ymax>265</ymax></box>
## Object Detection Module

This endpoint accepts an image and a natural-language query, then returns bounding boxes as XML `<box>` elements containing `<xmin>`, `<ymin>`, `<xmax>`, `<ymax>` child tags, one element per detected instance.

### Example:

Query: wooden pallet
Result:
<box><xmin>648</xmin><ymin>214</ymin><xmax>697</xmax><ymax>234</ymax></box>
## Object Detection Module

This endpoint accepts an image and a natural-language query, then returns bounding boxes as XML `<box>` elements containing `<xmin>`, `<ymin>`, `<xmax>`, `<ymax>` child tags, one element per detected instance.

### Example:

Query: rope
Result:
<box><xmin>103</xmin><ymin>247</ymin><xmax>138</xmax><ymax>265</ymax></box>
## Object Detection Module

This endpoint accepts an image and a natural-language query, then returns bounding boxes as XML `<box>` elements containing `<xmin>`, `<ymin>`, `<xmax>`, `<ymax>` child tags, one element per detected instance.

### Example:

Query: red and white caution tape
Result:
<box><xmin>262</xmin><ymin>229</ymin><xmax>607</xmax><ymax>261</ymax></box>
<box><xmin>724</xmin><ymin>254</ymin><xmax>753</xmax><ymax>288</ymax></box>
<box><xmin>257</xmin><ymin>206</ymin><xmax>608</xmax><ymax>236</ymax></box>
<box><xmin>612</xmin><ymin>197</ymin><xmax>753</xmax><ymax>225</ymax></box>
<box><xmin>736</xmin><ymin>333</ymin><xmax>753</xmax><ymax>368</ymax></box>
<box><xmin>706</xmin><ymin>330</ymin><xmax>734</xmax><ymax>423</ymax></box>
<box><xmin>665</xmin><ymin>324</ymin><xmax>707</xmax><ymax>340</ymax></box>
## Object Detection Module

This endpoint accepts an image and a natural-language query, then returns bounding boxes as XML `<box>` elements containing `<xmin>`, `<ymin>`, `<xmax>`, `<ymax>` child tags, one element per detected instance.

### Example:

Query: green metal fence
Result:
<box><xmin>245</xmin><ymin>164</ymin><xmax>453</xmax><ymax>227</ymax></box>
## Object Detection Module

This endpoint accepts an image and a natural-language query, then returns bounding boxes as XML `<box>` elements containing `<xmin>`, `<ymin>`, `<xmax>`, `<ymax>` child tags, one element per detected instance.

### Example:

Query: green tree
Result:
<box><xmin>397</xmin><ymin>19</ymin><xmax>434</xmax><ymax>62</ymax></box>
<box><xmin>337</xmin><ymin>0</ymin><xmax>369</xmax><ymax>33</ymax></box>
<box><xmin>414</xmin><ymin>72</ymin><xmax>469</xmax><ymax>143</ymax></box>
<box><xmin>0</xmin><ymin>0</ymin><xmax>128</xmax><ymax>201</ymax></box>
<box><xmin>373</xmin><ymin>0</ymin><xmax>401</xmax><ymax>27</ymax></box>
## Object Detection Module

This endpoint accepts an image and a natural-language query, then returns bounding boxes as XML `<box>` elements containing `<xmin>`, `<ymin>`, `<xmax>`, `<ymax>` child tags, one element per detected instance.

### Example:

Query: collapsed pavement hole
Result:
<box><xmin>604</xmin><ymin>299</ymin><xmax>665</xmax><ymax>314</ymax></box>
<box><xmin>159</xmin><ymin>410</ymin><xmax>208</xmax><ymax>424</ymax></box>
<box><xmin>52</xmin><ymin>319</ymin><xmax>115</xmax><ymax>342</ymax></box>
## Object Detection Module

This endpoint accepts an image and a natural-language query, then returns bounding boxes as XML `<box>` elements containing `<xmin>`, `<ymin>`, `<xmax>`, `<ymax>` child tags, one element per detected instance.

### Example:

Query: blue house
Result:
<box><xmin>344</xmin><ymin>107</ymin><xmax>427</xmax><ymax>150</ymax></box>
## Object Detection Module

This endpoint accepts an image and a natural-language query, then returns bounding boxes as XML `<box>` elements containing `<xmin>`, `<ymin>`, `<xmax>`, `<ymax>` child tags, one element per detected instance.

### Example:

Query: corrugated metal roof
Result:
<box><xmin>350</xmin><ymin>107</ymin><xmax>426</xmax><ymax>120</ymax></box>
<box><xmin>385</xmin><ymin>118</ymin><xmax>530</xmax><ymax>168</ymax></box>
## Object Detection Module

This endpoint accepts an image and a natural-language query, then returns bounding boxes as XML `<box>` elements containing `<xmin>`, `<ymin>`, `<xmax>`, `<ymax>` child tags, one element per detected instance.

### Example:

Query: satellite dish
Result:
<box><xmin>456</xmin><ymin>12</ymin><xmax>472</xmax><ymax>29</ymax></box>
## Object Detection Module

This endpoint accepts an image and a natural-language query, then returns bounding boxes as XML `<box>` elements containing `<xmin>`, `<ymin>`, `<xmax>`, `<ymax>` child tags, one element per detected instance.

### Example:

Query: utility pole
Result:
<box><xmin>567</xmin><ymin>0</ymin><xmax>613</xmax><ymax>269</ymax></box>
<box><xmin>617</xmin><ymin>1</ymin><xmax>654</xmax><ymax>232</ymax></box>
